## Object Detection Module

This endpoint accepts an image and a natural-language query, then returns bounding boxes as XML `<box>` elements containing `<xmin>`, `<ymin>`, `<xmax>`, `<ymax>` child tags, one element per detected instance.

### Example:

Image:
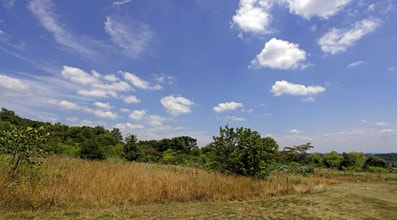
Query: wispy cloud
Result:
<box><xmin>112</xmin><ymin>0</ymin><xmax>132</xmax><ymax>7</ymax></box>
<box><xmin>348</xmin><ymin>60</ymin><xmax>364</xmax><ymax>68</ymax></box>
<box><xmin>319</xmin><ymin>18</ymin><xmax>381</xmax><ymax>54</ymax></box>
<box><xmin>387</xmin><ymin>66</ymin><xmax>396</xmax><ymax>71</ymax></box>
<box><xmin>270</xmin><ymin>127</ymin><xmax>397</xmax><ymax>153</ymax></box>
<box><xmin>104</xmin><ymin>16</ymin><xmax>152</xmax><ymax>57</ymax></box>
<box><xmin>29</xmin><ymin>0</ymin><xmax>94</xmax><ymax>56</ymax></box>
<box><xmin>122</xmin><ymin>71</ymin><xmax>162</xmax><ymax>90</ymax></box>
<box><xmin>218</xmin><ymin>116</ymin><xmax>246</xmax><ymax>122</ymax></box>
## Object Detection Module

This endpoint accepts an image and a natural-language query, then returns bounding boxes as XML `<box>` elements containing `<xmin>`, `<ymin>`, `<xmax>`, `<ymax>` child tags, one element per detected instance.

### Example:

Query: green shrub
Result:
<box><xmin>276</xmin><ymin>162</ymin><xmax>314</xmax><ymax>176</ymax></box>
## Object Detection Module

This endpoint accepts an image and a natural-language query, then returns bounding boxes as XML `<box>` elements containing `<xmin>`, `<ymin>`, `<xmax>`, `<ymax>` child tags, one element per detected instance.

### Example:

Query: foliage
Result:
<box><xmin>276</xmin><ymin>162</ymin><xmax>315</xmax><ymax>176</ymax></box>
<box><xmin>161</xmin><ymin>148</ymin><xmax>178</xmax><ymax>164</ymax></box>
<box><xmin>79</xmin><ymin>138</ymin><xmax>106</xmax><ymax>160</ymax></box>
<box><xmin>373</xmin><ymin>153</ymin><xmax>397</xmax><ymax>167</ymax></box>
<box><xmin>0</xmin><ymin>124</ymin><xmax>50</xmax><ymax>175</ymax></box>
<box><xmin>204</xmin><ymin>126</ymin><xmax>279</xmax><ymax>178</ymax></box>
<box><xmin>124</xmin><ymin>134</ymin><xmax>142</xmax><ymax>161</ymax></box>
<box><xmin>307</xmin><ymin>153</ymin><xmax>323</xmax><ymax>167</ymax></box>
<box><xmin>339</xmin><ymin>152</ymin><xmax>366</xmax><ymax>171</ymax></box>
<box><xmin>323</xmin><ymin>151</ymin><xmax>342</xmax><ymax>169</ymax></box>
<box><xmin>281</xmin><ymin>143</ymin><xmax>314</xmax><ymax>164</ymax></box>
<box><xmin>364</xmin><ymin>156</ymin><xmax>393</xmax><ymax>173</ymax></box>
<box><xmin>1</xmin><ymin>107</ymin><xmax>396</xmax><ymax>180</ymax></box>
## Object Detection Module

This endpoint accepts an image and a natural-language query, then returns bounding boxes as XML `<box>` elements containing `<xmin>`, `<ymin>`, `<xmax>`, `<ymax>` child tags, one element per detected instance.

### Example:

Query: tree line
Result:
<box><xmin>0</xmin><ymin>107</ymin><xmax>395</xmax><ymax>178</ymax></box>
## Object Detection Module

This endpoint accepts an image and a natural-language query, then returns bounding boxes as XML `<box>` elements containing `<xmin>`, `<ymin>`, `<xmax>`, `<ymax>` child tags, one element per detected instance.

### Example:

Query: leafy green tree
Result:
<box><xmin>137</xmin><ymin>140</ymin><xmax>161</xmax><ymax>162</ymax></box>
<box><xmin>170</xmin><ymin>136</ymin><xmax>197</xmax><ymax>153</ymax></box>
<box><xmin>161</xmin><ymin>148</ymin><xmax>178</xmax><ymax>164</ymax></box>
<box><xmin>0</xmin><ymin>108</ymin><xmax>23</xmax><ymax>125</ymax></box>
<box><xmin>281</xmin><ymin>143</ymin><xmax>314</xmax><ymax>164</ymax></box>
<box><xmin>124</xmin><ymin>134</ymin><xmax>142</xmax><ymax>161</ymax></box>
<box><xmin>79</xmin><ymin>137</ymin><xmax>106</xmax><ymax>160</ymax></box>
<box><xmin>323</xmin><ymin>151</ymin><xmax>342</xmax><ymax>169</ymax></box>
<box><xmin>339</xmin><ymin>152</ymin><xmax>366</xmax><ymax>171</ymax></box>
<box><xmin>364</xmin><ymin>156</ymin><xmax>393</xmax><ymax>172</ymax></box>
<box><xmin>307</xmin><ymin>153</ymin><xmax>323</xmax><ymax>167</ymax></box>
<box><xmin>204</xmin><ymin>126</ymin><xmax>279</xmax><ymax>178</ymax></box>
<box><xmin>111</xmin><ymin>128</ymin><xmax>123</xmax><ymax>143</ymax></box>
<box><xmin>0</xmin><ymin>125</ymin><xmax>50</xmax><ymax>176</ymax></box>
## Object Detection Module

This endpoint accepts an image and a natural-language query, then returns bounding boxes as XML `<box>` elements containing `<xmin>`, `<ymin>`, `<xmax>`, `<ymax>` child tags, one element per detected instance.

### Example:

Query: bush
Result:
<box><xmin>276</xmin><ymin>162</ymin><xmax>314</xmax><ymax>176</ymax></box>
<box><xmin>366</xmin><ymin>166</ymin><xmax>393</xmax><ymax>173</ymax></box>
<box><xmin>364</xmin><ymin>156</ymin><xmax>394</xmax><ymax>173</ymax></box>
<box><xmin>0</xmin><ymin>125</ymin><xmax>49</xmax><ymax>176</ymax></box>
<box><xmin>79</xmin><ymin>138</ymin><xmax>106</xmax><ymax>160</ymax></box>
<box><xmin>204</xmin><ymin>126</ymin><xmax>279</xmax><ymax>178</ymax></box>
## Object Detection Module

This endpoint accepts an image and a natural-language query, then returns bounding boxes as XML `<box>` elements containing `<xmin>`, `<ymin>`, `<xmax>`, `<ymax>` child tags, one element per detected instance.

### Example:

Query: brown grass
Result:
<box><xmin>0</xmin><ymin>157</ymin><xmax>397</xmax><ymax>219</ymax></box>
<box><xmin>1</xmin><ymin>156</ymin><xmax>394</xmax><ymax>211</ymax></box>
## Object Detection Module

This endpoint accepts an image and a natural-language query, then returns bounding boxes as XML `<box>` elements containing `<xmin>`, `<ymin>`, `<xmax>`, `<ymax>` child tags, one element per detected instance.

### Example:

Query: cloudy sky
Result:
<box><xmin>1</xmin><ymin>0</ymin><xmax>396</xmax><ymax>152</ymax></box>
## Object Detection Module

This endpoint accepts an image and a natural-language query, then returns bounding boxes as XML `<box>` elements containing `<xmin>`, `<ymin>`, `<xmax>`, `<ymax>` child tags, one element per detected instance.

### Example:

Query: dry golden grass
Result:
<box><xmin>1</xmin><ymin>157</ymin><xmax>397</xmax><ymax>219</ymax></box>
<box><xmin>0</xmin><ymin>156</ymin><xmax>331</xmax><ymax>210</ymax></box>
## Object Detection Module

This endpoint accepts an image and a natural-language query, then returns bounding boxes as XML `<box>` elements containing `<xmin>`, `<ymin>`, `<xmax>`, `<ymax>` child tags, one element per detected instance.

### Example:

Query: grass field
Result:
<box><xmin>1</xmin><ymin>157</ymin><xmax>396</xmax><ymax>219</ymax></box>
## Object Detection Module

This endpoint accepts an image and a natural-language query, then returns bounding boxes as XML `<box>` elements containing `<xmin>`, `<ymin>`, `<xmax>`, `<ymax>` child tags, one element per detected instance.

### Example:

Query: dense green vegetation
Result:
<box><xmin>0</xmin><ymin>107</ymin><xmax>395</xmax><ymax>178</ymax></box>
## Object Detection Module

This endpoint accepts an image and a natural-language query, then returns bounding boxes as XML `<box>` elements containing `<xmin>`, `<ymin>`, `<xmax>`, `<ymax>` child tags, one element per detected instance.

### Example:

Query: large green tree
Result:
<box><xmin>204</xmin><ymin>126</ymin><xmax>279</xmax><ymax>178</ymax></box>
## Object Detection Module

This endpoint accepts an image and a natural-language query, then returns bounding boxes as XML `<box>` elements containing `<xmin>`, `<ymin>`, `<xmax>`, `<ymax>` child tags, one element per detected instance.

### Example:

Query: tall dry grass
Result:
<box><xmin>0</xmin><ymin>157</ymin><xmax>330</xmax><ymax>210</ymax></box>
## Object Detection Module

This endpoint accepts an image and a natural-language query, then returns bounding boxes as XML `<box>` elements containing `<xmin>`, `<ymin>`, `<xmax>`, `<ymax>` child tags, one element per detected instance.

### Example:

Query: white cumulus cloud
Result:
<box><xmin>93</xmin><ymin>110</ymin><xmax>117</xmax><ymax>119</ymax></box>
<box><xmin>57</xmin><ymin>100</ymin><xmax>80</xmax><ymax>110</ymax></box>
<box><xmin>160</xmin><ymin>95</ymin><xmax>193</xmax><ymax>116</ymax></box>
<box><xmin>271</xmin><ymin>80</ymin><xmax>325</xmax><ymax>96</ymax></box>
<box><xmin>319</xmin><ymin>18</ymin><xmax>381</xmax><ymax>54</ymax></box>
<box><xmin>251</xmin><ymin>38</ymin><xmax>307</xmax><ymax>70</ymax></box>
<box><xmin>129</xmin><ymin>110</ymin><xmax>146</xmax><ymax>120</ymax></box>
<box><xmin>61</xmin><ymin>66</ymin><xmax>99</xmax><ymax>85</ymax></box>
<box><xmin>213</xmin><ymin>102</ymin><xmax>244</xmax><ymax>113</ymax></box>
<box><xmin>94</xmin><ymin>102</ymin><xmax>112</xmax><ymax>110</ymax></box>
<box><xmin>284</xmin><ymin>0</ymin><xmax>351</xmax><ymax>19</ymax></box>
<box><xmin>122</xmin><ymin>95</ymin><xmax>141</xmax><ymax>104</ymax></box>
<box><xmin>231</xmin><ymin>0</ymin><xmax>273</xmax><ymax>35</ymax></box>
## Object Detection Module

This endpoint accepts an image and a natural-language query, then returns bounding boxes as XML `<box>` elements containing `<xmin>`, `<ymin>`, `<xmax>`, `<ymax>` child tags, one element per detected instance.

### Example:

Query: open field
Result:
<box><xmin>2</xmin><ymin>181</ymin><xmax>397</xmax><ymax>219</ymax></box>
<box><xmin>1</xmin><ymin>157</ymin><xmax>396</xmax><ymax>219</ymax></box>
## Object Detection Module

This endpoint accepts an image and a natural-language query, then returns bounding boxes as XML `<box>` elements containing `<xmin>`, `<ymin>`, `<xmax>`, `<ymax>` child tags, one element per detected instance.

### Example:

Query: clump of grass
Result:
<box><xmin>0</xmin><ymin>156</ymin><xmax>393</xmax><ymax>210</ymax></box>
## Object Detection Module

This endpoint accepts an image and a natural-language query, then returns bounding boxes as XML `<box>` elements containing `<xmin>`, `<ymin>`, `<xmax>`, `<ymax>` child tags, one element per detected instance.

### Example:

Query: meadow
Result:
<box><xmin>1</xmin><ymin>156</ymin><xmax>396</xmax><ymax>219</ymax></box>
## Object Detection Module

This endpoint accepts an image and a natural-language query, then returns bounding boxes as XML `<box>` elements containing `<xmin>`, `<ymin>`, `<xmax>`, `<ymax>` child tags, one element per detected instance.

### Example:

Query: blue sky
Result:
<box><xmin>1</xmin><ymin>0</ymin><xmax>396</xmax><ymax>152</ymax></box>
